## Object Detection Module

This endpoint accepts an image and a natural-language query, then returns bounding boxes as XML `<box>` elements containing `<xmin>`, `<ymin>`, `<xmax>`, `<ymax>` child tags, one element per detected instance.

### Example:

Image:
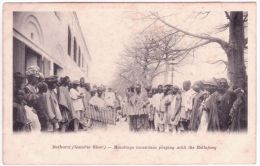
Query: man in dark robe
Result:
<box><xmin>229</xmin><ymin>88</ymin><xmax>246</xmax><ymax>132</ymax></box>
<box><xmin>205</xmin><ymin>78</ymin><xmax>237</xmax><ymax>132</ymax></box>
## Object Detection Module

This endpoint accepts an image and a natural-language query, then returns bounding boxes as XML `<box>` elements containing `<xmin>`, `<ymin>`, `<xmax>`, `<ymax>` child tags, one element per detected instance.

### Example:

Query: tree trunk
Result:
<box><xmin>226</xmin><ymin>12</ymin><xmax>247</xmax><ymax>89</ymax></box>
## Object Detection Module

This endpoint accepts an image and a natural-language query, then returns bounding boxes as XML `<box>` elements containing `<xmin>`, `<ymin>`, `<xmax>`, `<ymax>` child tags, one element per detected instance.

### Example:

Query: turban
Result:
<box><xmin>45</xmin><ymin>75</ymin><xmax>58</xmax><ymax>83</ymax></box>
<box><xmin>203</xmin><ymin>78</ymin><xmax>218</xmax><ymax>87</ymax></box>
<box><xmin>26</xmin><ymin>66</ymin><xmax>40</xmax><ymax>77</ymax></box>
<box><xmin>72</xmin><ymin>80</ymin><xmax>80</xmax><ymax>85</ymax></box>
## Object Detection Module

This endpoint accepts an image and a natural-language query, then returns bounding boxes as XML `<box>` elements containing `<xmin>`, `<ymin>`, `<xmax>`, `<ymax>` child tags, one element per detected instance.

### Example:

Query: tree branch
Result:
<box><xmin>225</xmin><ymin>11</ymin><xmax>231</xmax><ymax>20</ymax></box>
<box><xmin>151</xmin><ymin>12</ymin><xmax>229</xmax><ymax>47</ymax></box>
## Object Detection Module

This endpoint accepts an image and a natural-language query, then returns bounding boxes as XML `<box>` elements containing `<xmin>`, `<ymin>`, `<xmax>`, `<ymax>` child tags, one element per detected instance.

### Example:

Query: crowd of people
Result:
<box><xmin>13</xmin><ymin>66</ymin><xmax>120</xmax><ymax>132</ymax></box>
<box><xmin>122</xmin><ymin>78</ymin><xmax>247</xmax><ymax>133</ymax></box>
<box><xmin>13</xmin><ymin>65</ymin><xmax>247</xmax><ymax>133</ymax></box>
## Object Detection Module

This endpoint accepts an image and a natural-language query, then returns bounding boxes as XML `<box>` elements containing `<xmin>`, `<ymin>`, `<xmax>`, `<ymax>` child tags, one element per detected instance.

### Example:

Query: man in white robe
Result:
<box><xmin>152</xmin><ymin>85</ymin><xmax>164</xmax><ymax>131</ymax></box>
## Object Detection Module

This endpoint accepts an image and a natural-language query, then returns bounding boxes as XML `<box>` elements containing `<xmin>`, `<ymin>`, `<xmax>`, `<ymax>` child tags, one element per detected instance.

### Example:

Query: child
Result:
<box><xmin>13</xmin><ymin>90</ymin><xmax>31</xmax><ymax>132</ymax></box>
<box><xmin>36</xmin><ymin>82</ymin><xmax>50</xmax><ymax>132</ymax></box>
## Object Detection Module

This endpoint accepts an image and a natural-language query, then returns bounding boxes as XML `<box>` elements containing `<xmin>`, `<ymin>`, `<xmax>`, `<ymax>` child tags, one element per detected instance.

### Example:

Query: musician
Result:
<box><xmin>89</xmin><ymin>87</ymin><xmax>106</xmax><ymax>109</ymax></box>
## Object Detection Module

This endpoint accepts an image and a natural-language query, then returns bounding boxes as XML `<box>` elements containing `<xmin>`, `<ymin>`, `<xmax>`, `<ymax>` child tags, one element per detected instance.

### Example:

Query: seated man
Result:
<box><xmin>104</xmin><ymin>88</ymin><xmax>116</xmax><ymax>108</ymax></box>
<box><xmin>89</xmin><ymin>87</ymin><xmax>106</xmax><ymax>109</ymax></box>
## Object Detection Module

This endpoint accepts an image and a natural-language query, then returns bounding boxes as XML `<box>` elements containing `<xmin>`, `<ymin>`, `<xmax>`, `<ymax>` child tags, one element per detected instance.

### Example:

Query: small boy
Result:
<box><xmin>13</xmin><ymin>90</ymin><xmax>31</xmax><ymax>132</ymax></box>
<box><xmin>36</xmin><ymin>82</ymin><xmax>51</xmax><ymax>132</ymax></box>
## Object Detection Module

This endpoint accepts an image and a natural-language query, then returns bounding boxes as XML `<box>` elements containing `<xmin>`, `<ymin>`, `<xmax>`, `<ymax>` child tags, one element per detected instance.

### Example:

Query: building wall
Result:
<box><xmin>13</xmin><ymin>12</ymin><xmax>91</xmax><ymax>81</ymax></box>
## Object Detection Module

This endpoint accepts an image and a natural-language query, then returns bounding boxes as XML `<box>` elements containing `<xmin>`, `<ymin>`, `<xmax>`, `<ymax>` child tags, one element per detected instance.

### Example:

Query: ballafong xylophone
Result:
<box><xmin>85</xmin><ymin>105</ymin><xmax>117</xmax><ymax>125</ymax></box>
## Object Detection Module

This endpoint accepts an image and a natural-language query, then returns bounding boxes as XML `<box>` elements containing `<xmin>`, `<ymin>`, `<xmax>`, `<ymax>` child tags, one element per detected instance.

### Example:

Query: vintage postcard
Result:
<box><xmin>2</xmin><ymin>2</ymin><xmax>256</xmax><ymax>164</ymax></box>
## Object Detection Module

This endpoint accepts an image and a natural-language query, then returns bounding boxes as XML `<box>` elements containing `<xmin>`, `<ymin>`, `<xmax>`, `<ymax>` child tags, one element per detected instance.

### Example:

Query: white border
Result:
<box><xmin>0</xmin><ymin>1</ymin><xmax>258</xmax><ymax>166</ymax></box>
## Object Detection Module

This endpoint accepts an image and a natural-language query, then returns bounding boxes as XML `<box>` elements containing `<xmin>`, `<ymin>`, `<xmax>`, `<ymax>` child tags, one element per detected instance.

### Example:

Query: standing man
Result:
<box><xmin>179</xmin><ymin>80</ymin><xmax>197</xmax><ymax>132</ymax></box>
<box><xmin>44</xmin><ymin>76</ymin><xmax>63</xmax><ymax>132</ymax></box>
<box><xmin>70</xmin><ymin>80</ymin><xmax>85</xmax><ymax>131</ymax></box>
<box><xmin>167</xmin><ymin>85</ymin><xmax>182</xmax><ymax>133</ymax></box>
<box><xmin>152</xmin><ymin>85</ymin><xmax>164</xmax><ymax>132</ymax></box>
<box><xmin>58</xmin><ymin>76</ymin><xmax>76</xmax><ymax>132</ymax></box>
<box><xmin>159</xmin><ymin>85</ymin><xmax>173</xmax><ymax>132</ymax></box>
<box><xmin>24</xmin><ymin>66</ymin><xmax>41</xmax><ymax>131</ymax></box>
<box><xmin>205</xmin><ymin>78</ymin><xmax>237</xmax><ymax>132</ymax></box>
<box><xmin>188</xmin><ymin>81</ymin><xmax>205</xmax><ymax>132</ymax></box>
<box><xmin>128</xmin><ymin>83</ymin><xmax>149</xmax><ymax>132</ymax></box>
<box><xmin>197</xmin><ymin>79</ymin><xmax>218</xmax><ymax>132</ymax></box>
<box><xmin>24</xmin><ymin>66</ymin><xmax>40</xmax><ymax>109</ymax></box>
<box><xmin>147</xmin><ymin>88</ymin><xmax>155</xmax><ymax>131</ymax></box>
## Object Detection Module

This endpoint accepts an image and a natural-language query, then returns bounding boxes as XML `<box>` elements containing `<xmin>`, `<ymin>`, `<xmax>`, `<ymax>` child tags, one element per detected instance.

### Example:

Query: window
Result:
<box><xmin>78</xmin><ymin>47</ymin><xmax>81</xmax><ymax>67</ymax></box>
<box><xmin>73</xmin><ymin>37</ymin><xmax>77</xmax><ymax>62</ymax></box>
<box><xmin>68</xmin><ymin>26</ymin><xmax>71</xmax><ymax>56</ymax></box>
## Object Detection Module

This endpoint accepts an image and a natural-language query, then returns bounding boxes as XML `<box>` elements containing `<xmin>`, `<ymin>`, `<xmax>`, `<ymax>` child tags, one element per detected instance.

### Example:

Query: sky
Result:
<box><xmin>77</xmin><ymin>7</ymin><xmax>233</xmax><ymax>87</ymax></box>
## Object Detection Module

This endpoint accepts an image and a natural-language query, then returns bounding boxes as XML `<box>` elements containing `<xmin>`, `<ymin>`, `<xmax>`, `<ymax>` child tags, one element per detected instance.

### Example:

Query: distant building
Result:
<box><xmin>13</xmin><ymin>12</ymin><xmax>91</xmax><ymax>80</ymax></box>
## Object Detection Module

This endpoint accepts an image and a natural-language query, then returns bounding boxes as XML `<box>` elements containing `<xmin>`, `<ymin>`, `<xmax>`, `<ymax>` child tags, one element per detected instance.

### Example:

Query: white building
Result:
<box><xmin>13</xmin><ymin>12</ymin><xmax>91</xmax><ymax>80</ymax></box>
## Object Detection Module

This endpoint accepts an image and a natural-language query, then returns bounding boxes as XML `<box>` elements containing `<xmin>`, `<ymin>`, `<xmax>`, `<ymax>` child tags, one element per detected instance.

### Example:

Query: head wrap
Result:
<box><xmin>45</xmin><ymin>75</ymin><xmax>58</xmax><ymax>83</ymax></box>
<box><xmin>26</xmin><ymin>66</ymin><xmax>40</xmax><ymax>77</ymax></box>
<box><xmin>172</xmin><ymin>85</ymin><xmax>179</xmax><ymax>90</ymax></box>
<box><xmin>72</xmin><ymin>80</ymin><xmax>80</xmax><ymax>85</ymax></box>
<box><xmin>203</xmin><ymin>78</ymin><xmax>218</xmax><ymax>87</ymax></box>
<box><xmin>192</xmin><ymin>81</ymin><xmax>203</xmax><ymax>89</ymax></box>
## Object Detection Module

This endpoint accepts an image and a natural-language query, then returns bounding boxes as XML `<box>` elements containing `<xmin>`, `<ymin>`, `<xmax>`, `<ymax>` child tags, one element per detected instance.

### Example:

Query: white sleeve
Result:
<box><xmin>70</xmin><ymin>89</ymin><xmax>78</xmax><ymax>100</ymax></box>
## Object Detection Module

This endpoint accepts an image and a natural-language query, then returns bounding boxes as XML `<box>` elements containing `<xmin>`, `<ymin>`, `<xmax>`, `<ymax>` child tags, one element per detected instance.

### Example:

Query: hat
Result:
<box><xmin>203</xmin><ymin>78</ymin><xmax>218</xmax><ymax>87</ymax></box>
<box><xmin>45</xmin><ymin>75</ymin><xmax>58</xmax><ymax>83</ymax></box>
<box><xmin>26</xmin><ymin>66</ymin><xmax>40</xmax><ymax>77</ymax></box>
<box><xmin>72</xmin><ymin>80</ymin><xmax>80</xmax><ymax>85</ymax></box>
<box><xmin>164</xmin><ymin>84</ymin><xmax>173</xmax><ymax>88</ymax></box>
<box><xmin>172</xmin><ymin>85</ymin><xmax>179</xmax><ymax>90</ymax></box>
<box><xmin>192</xmin><ymin>81</ymin><xmax>203</xmax><ymax>88</ymax></box>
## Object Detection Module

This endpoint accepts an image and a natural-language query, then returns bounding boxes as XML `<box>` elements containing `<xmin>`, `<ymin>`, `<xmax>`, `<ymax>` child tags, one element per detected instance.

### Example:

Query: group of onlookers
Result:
<box><xmin>13</xmin><ymin>66</ymin><xmax>247</xmax><ymax>134</ymax></box>
<box><xmin>122</xmin><ymin>78</ymin><xmax>247</xmax><ymax>133</ymax></box>
<box><xmin>13</xmin><ymin>66</ymin><xmax>120</xmax><ymax>133</ymax></box>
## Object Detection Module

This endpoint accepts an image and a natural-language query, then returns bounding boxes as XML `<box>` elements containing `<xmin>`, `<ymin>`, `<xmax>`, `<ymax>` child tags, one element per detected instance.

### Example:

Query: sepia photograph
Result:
<box><xmin>3</xmin><ymin>2</ymin><xmax>256</xmax><ymax>165</ymax></box>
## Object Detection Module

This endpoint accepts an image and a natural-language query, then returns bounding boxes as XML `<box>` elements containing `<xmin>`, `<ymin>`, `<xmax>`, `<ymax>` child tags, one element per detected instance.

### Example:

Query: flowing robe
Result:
<box><xmin>44</xmin><ymin>89</ymin><xmax>62</xmax><ymax>122</ymax></box>
<box><xmin>189</xmin><ymin>91</ymin><xmax>206</xmax><ymax>131</ymax></box>
<box><xmin>24</xmin><ymin>84</ymin><xmax>41</xmax><ymax>131</ymax></box>
<box><xmin>180</xmin><ymin>89</ymin><xmax>197</xmax><ymax>121</ymax></box>
<box><xmin>58</xmin><ymin>86</ymin><xmax>76</xmax><ymax>123</ymax></box>
<box><xmin>152</xmin><ymin>93</ymin><xmax>164</xmax><ymax>130</ymax></box>
<box><xmin>205</xmin><ymin>90</ymin><xmax>237</xmax><ymax>132</ymax></box>
<box><xmin>168</xmin><ymin>93</ymin><xmax>182</xmax><ymax>126</ymax></box>
<box><xmin>128</xmin><ymin>91</ymin><xmax>149</xmax><ymax>131</ymax></box>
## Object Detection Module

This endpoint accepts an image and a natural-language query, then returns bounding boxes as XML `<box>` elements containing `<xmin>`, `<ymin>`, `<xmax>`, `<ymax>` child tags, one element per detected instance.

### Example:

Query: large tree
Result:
<box><xmin>151</xmin><ymin>11</ymin><xmax>248</xmax><ymax>89</ymax></box>
<box><xmin>116</xmin><ymin>29</ymin><xmax>188</xmax><ymax>88</ymax></box>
